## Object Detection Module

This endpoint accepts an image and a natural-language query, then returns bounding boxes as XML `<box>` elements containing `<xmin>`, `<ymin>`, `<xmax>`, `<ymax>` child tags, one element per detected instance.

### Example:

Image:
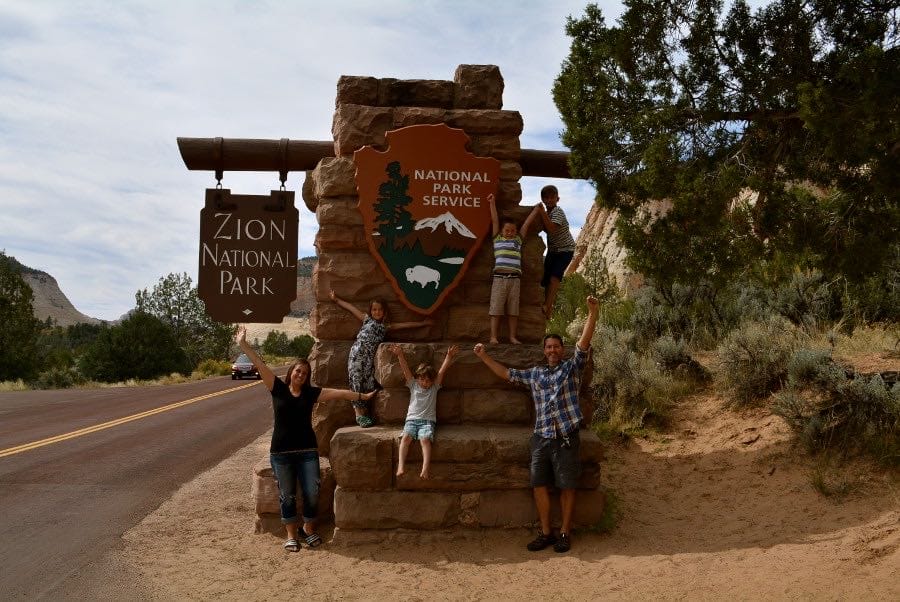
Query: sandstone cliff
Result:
<box><xmin>568</xmin><ymin>199</ymin><xmax>672</xmax><ymax>294</ymax></box>
<box><xmin>23</xmin><ymin>271</ymin><xmax>102</xmax><ymax>326</ymax></box>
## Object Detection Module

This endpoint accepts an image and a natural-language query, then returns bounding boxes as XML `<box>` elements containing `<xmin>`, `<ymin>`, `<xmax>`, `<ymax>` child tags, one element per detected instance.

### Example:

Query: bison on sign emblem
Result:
<box><xmin>354</xmin><ymin>124</ymin><xmax>499</xmax><ymax>314</ymax></box>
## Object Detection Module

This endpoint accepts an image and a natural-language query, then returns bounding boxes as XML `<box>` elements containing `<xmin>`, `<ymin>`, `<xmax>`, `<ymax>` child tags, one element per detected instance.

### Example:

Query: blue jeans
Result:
<box><xmin>270</xmin><ymin>450</ymin><xmax>320</xmax><ymax>524</ymax></box>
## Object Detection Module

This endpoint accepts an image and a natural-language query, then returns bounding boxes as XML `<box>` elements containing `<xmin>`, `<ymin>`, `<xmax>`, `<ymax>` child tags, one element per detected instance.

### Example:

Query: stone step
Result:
<box><xmin>310</xmin><ymin>342</ymin><xmax>596</xmax><ymax>456</ymax></box>
<box><xmin>373</xmin><ymin>386</ymin><xmax>533</xmax><ymax>426</ymax></box>
<box><xmin>329</xmin><ymin>425</ymin><xmax>603</xmax><ymax>492</ymax></box>
<box><xmin>333</xmin><ymin>486</ymin><xmax>607</xmax><ymax>530</ymax></box>
<box><xmin>251</xmin><ymin>456</ymin><xmax>335</xmax><ymax>535</ymax></box>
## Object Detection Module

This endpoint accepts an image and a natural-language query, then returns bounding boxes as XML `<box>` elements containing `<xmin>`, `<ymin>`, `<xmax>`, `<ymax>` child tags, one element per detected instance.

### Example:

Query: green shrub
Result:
<box><xmin>589</xmin><ymin>326</ymin><xmax>678</xmax><ymax>430</ymax></box>
<box><xmin>716</xmin><ymin>318</ymin><xmax>796</xmax><ymax>406</ymax></box>
<box><xmin>772</xmin><ymin>269</ymin><xmax>839</xmax><ymax>329</ymax></box>
<box><xmin>30</xmin><ymin>366</ymin><xmax>85</xmax><ymax>390</ymax></box>
<box><xmin>289</xmin><ymin>334</ymin><xmax>315</xmax><ymax>358</ymax></box>
<box><xmin>773</xmin><ymin>349</ymin><xmax>900</xmax><ymax>466</ymax></box>
<box><xmin>651</xmin><ymin>336</ymin><xmax>711</xmax><ymax>383</ymax></box>
<box><xmin>628</xmin><ymin>281</ymin><xmax>730</xmax><ymax>347</ymax></box>
<box><xmin>194</xmin><ymin>358</ymin><xmax>231</xmax><ymax>378</ymax></box>
<box><xmin>261</xmin><ymin>331</ymin><xmax>291</xmax><ymax>356</ymax></box>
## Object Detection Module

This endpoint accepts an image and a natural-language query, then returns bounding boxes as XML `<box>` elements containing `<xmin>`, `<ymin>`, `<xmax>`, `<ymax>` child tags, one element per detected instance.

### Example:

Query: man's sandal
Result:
<box><xmin>554</xmin><ymin>533</ymin><xmax>571</xmax><ymax>553</ymax></box>
<box><xmin>526</xmin><ymin>532</ymin><xmax>557</xmax><ymax>551</ymax></box>
<box><xmin>283</xmin><ymin>538</ymin><xmax>300</xmax><ymax>552</ymax></box>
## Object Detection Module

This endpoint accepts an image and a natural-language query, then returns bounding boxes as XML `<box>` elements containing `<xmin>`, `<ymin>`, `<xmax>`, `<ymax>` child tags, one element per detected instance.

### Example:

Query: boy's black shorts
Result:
<box><xmin>541</xmin><ymin>251</ymin><xmax>574</xmax><ymax>288</ymax></box>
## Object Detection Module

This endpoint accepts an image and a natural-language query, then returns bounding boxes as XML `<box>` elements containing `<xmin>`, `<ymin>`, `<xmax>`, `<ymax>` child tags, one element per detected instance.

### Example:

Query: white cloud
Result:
<box><xmin>1</xmin><ymin>0</ymin><xmax>622</xmax><ymax>320</ymax></box>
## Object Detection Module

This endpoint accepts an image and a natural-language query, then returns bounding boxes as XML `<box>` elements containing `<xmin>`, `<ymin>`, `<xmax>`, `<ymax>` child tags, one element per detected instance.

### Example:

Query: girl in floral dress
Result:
<box><xmin>329</xmin><ymin>290</ymin><xmax>431</xmax><ymax>427</ymax></box>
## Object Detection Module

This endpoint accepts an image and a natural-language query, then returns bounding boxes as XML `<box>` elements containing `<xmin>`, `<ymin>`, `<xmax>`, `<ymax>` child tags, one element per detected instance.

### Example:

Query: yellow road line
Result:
<box><xmin>0</xmin><ymin>381</ymin><xmax>262</xmax><ymax>459</ymax></box>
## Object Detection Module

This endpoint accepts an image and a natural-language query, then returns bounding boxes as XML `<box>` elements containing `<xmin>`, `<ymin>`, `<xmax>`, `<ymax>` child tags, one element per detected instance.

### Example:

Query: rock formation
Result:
<box><xmin>253</xmin><ymin>65</ymin><xmax>604</xmax><ymax>537</ymax></box>
<box><xmin>23</xmin><ymin>271</ymin><xmax>102</xmax><ymax>326</ymax></box>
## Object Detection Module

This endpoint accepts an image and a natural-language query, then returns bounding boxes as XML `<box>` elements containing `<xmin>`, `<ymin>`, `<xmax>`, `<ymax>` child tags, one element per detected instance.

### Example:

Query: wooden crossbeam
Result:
<box><xmin>176</xmin><ymin>137</ymin><xmax>572</xmax><ymax>179</ymax></box>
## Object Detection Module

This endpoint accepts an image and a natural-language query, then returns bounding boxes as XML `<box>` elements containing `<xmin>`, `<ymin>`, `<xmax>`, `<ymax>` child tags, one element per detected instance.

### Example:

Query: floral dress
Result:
<box><xmin>347</xmin><ymin>315</ymin><xmax>387</xmax><ymax>393</ymax></box>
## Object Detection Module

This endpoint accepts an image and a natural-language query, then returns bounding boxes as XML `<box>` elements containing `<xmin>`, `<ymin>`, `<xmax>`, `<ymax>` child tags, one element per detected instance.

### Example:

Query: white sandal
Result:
<box><xmin>283</xmin><ymin>538</ymin><xmax>300</xmax><ymax>552</ymax></box>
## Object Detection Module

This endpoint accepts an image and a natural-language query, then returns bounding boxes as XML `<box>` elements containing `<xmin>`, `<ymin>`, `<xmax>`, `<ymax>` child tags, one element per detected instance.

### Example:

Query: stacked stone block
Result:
<box><xmin>253</xmin><ymin>66</ymin><xmax>603</xmax><ymax>535</ymax></box>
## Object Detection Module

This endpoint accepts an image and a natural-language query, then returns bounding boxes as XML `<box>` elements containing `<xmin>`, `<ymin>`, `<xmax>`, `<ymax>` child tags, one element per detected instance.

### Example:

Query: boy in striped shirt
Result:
<box><xmin>488</xmin><ymin>193</ymin><xmax>541</xmax><ymax>344</ymax></box>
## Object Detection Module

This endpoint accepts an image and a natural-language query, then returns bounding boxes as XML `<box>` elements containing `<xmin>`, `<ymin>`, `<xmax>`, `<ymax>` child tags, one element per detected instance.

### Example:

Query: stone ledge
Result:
<box><xmin>333</xmin><ymin>487</ymin><xmax>606</xmax><ymax>530</ymax></box>
<box><xmin>329</xmin><ymin>425</ymin><xmax>604</xmax><ymax>491</ymax></box>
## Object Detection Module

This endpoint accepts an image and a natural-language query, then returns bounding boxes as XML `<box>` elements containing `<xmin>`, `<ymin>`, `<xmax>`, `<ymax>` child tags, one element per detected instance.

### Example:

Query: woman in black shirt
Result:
<box><xmin>236</xmin><ymin>326</ymin><xmax>375</xmax><ymax>552</ymax></box>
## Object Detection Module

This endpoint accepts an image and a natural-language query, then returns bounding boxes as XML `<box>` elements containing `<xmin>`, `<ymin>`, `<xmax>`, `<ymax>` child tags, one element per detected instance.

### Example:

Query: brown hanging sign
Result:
<box><xmin>354</xmin><ymin>124</ymin><xmax>499</xmax><ymax>314</ymax></box>
<box><xmin>198</xmin><ymin>189</ymin><xmax>298</xmax><ymax>323</ymax></box>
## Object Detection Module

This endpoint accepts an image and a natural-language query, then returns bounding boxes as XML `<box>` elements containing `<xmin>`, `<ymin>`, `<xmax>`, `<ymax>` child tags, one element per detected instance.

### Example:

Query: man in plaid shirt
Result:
<box><xmin>473</xmin><ymin>295</ymin><xmax>599</xmax><ymax>553</ymax></box>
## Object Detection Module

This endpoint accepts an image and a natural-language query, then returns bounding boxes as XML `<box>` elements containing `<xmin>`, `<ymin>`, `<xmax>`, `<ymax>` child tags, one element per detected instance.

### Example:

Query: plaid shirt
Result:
<box><xmin>508</xmin><ymin>345</ymin><xmax>588</xmax><ymax>438</ymax></box>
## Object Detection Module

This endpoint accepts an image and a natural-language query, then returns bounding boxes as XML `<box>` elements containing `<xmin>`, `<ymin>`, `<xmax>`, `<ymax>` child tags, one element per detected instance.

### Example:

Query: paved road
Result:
<box><xmin>0</xmin><ymin>376</ymin><xmax>274</xmax><ymax>599</ymax></box>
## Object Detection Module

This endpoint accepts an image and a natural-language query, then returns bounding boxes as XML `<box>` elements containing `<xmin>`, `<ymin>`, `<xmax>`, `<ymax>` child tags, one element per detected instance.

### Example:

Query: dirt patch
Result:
<box><xmin>114</xmin><ymin>382</ymin><xmax>899</xmax><ymax>600</ymax></box>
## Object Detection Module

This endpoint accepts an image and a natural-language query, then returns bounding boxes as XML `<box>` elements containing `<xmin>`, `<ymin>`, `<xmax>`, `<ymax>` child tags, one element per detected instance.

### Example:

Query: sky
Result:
<box><xmin>0</xmin><ymin>0</ymin><xmax>624</xmax><ymax>321</ymax></box>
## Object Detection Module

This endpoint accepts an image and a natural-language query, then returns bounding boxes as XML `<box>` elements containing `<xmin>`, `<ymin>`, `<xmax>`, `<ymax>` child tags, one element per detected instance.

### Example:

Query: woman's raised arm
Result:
<box><xmin>235</xmin><ymin>326</ymin><xmax>276</xmax><ymax>391</ymax></box>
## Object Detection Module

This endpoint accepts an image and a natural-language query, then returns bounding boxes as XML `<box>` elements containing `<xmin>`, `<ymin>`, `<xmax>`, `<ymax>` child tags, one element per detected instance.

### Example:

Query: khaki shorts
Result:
<box><xmin>489</xmin><ymin>275</ymin><xmax>520</xmax><ymax>316</ymax></box>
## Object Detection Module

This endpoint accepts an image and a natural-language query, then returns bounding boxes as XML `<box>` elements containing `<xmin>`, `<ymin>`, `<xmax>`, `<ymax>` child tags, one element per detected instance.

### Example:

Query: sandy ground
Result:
<box><xmin>111</xmin><ymin>386</ymin><xmax>899</xmax><ymax>601</ymax></box>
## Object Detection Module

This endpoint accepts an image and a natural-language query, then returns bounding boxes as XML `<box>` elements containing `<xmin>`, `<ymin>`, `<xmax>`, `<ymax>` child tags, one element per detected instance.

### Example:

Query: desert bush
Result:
<box><xmin>771</xmin><ymin>269</ymin><xmax>839</xmax><ymax>329</ymax></box>
<box><xmin>30</xmin><ymin>366</ymin><xmax>85</xmax><ymax>390</ymax></box>
<box><xmin>628</xmin><ymin>281</ymin><xmax>735</xmax><ymax>347</ymax></box>
<box><xmin>589</xmin><ymin>326</ymin><xmax>680</xmax><ymax>430</ymax></box>
<box><xmin>194</xmin><ymin>358</ymin><xmax>231</xmax><ymax>378</ymax></box>
<box><xmin>717</xmin><ymin>318</ymin><xmax>796</xmax><ymax>406</ymax></box>
<box><xmin>0</xmin><ymin>379</ymin><xmax>28</xmax><ymax>392</ymax></box>
<box><xmin>651</xmin><ymin>336</ymin><xmax>711</xmax><ymax>383</ymax></box>
<box><xmin>773</xmin><ymin>349</ymin><xmax>900</xmax><ymax>466</ymax></box>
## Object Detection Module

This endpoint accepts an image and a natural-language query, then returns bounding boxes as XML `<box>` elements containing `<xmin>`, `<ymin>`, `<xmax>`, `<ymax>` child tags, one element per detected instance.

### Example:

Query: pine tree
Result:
<box><xmin>554</xmin><ymin>0</ymin><xmax>899</xmax><ymax>287</ymax></box>
<box><xmin>0</xmin><ymin>252</ymin><xmax>41</xmax><ymax>381</ymax></box>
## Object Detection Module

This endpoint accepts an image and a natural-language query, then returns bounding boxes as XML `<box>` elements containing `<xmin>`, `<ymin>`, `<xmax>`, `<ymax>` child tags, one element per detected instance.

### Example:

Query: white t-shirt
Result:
<box><xmin>405</xmin><ymin>379</ymin><xmax>440</xmax><ymax>422</ymax></box>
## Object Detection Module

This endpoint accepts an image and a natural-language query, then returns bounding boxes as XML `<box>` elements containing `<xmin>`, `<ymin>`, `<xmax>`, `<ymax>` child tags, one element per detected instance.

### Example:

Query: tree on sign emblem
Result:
<box><xmin>355</xmin><ymin>124</ymin><xmax>499</xmax><ymax>314</ymax></box>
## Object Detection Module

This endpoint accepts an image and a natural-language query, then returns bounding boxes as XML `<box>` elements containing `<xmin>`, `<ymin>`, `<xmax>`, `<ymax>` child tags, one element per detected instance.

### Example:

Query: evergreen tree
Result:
<box><xmin>79</xmin><ymin>312</ymin><xmax>190</xmax><ymax>382</ymax></box>
<box><xmin>0</xmin><ymin>252</ymin><xmax>41</xmax><ymax>381</ymax></box>
<box><xmin>554</xmin><ymin>0</ymin><xmax>899</xmax><ymax>287</ymax></box>
<box><xmin>373</xmin><ymin>161</ymin><xmax>414</xmax><ymax>246</ymax></box>
<box><xmin>135</xmin><ymin>272</ymin><xmax>234</xmax><ymax>366</ymax></box>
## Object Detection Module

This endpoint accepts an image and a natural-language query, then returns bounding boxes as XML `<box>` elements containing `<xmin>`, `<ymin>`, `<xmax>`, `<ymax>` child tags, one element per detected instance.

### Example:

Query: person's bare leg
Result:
<box><xmin>533</xmin><ymin>486</ymin><xmax>552</xmax><ymax>535</ymax></box>
<box><xmin>302</xmin><ymin>520</ymin><xmax>316</xmax><ymax>538</ymax></box>
<box><xmin>508</xmin><ymin>315</ymin><xmax>520</xmax><ymax>344</ymax></box>
<box><xmin>490</xmin><ymin>316</ymin><xmax>500</xmax><ymax>343</ymax></box>
<box><xmin>420</xmin><ymin>438</ymin><xmax>432</xmax><ymax>479</ymax></box>
<box><xmin>285</xmin><ymin>522</ymin><xmax>298</xmax><ymax>541</ymax></box>
<box><xmin>560</xmin><ymin>488</ymin><xmax>576</xmax><ymax>535</ymax></box>
<box><xmin>543</xmin><ymin>276</ymin><xmax>562</xmax><ymax>317</ymax></box>
<box><xmin>397</xmin><ymin>434</ymin><xmax>412</xmax><ymax>476</ymax></box>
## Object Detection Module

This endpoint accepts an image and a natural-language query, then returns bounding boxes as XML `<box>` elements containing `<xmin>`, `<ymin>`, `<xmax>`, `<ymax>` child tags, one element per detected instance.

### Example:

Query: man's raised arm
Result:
<box><xmin>473</xmin><ymin>343</ymin><xmax>510</xmax><ymax>381</ymax></box>
<box><xmin>577</xmin><ymin>295</ymin><xmax>600</xmax><ymax>352</ymax></box>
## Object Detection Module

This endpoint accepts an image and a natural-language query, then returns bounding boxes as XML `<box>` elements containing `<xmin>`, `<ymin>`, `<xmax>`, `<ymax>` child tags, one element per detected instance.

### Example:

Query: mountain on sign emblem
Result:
<box><xmin>355</xmin><ymin>124</ymin><xmax>499</xmax><ymax>314</ymax></box>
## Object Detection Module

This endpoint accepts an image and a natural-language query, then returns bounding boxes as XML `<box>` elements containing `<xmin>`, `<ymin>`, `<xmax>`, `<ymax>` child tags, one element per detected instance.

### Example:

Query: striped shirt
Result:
<box><xmin>493</xmin><ymin>234</ymin><xmax>523</xmax><ymax>275</ymax></box>
<box><xmin>547</xmin><ymin>206</ymin><xmax>576</xmax><ymax>253</ymax></box>
<box><xmin>508</xmin><ymin>345</ymin><xmax>588</xmax><ymax>438</ymax></box>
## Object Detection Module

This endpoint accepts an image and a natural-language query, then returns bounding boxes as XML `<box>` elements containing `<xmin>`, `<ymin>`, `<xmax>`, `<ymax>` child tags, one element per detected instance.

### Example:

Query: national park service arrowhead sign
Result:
<box><xmin>354</xmin><ymin>124</ymin><xmax>500</xmax><ymax>314</ymax></box>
